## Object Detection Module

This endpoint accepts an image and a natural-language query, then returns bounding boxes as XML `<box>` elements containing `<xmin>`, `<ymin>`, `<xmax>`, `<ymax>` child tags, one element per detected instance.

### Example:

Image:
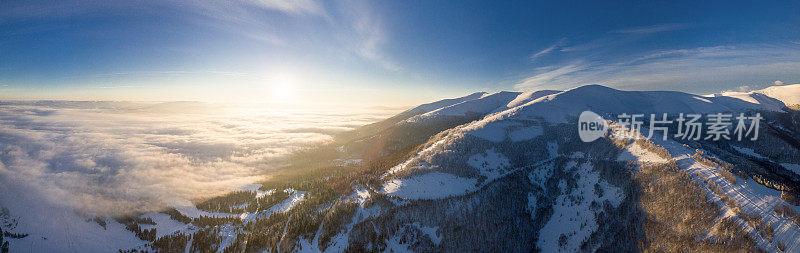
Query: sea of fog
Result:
<box><xmin>0</xmin><ymin>100</ymin><xmax>402</xmax><ymax>219</ymax></box>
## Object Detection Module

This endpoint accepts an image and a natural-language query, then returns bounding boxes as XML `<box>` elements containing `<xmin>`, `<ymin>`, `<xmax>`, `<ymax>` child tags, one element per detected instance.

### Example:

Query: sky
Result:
<box><xmin>1</xmin><ymin>0</ymin><xmax>799</xmax><ymax>106</ymax></box>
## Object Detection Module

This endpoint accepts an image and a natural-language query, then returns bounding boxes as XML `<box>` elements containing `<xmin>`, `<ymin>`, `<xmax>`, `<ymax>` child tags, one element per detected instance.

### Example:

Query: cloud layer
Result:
<box><xmin>0</xmin><ymin>101</ymin><xmax>398</xmax><ymax>216</ymax></box>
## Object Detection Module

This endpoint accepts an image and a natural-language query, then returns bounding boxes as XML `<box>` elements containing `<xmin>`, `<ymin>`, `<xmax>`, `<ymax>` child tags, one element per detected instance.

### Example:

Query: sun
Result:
<box><xmin>273</xmin><ymin>82</ymin><xmax>293</xmax><ymax>98</ymax></box>
<box><xmin>270</xmin><ymin>73</ymin><xmax>295</xmax><ymax>100</ymax></box>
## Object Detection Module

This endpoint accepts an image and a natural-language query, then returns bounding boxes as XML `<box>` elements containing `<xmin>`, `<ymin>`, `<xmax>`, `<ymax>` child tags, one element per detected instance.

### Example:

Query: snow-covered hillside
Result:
<box><xmin>758</xmin><ymin>84</ymin><xmax>800</xmax><ymax>106</ymax></box>
<box><xmin>405</xmin><ymin>90</ymin><xmax>559</xmax><ymax>124</ymax></box>
<box><xmin>381</xmin><ymin>84</ymin><xmax>789</xmax><ymax>198</ymax></box>
<box><xmin>719</xmin><ymin>83</ymin><xmax>800</xmax><ymax>107</ymax></box>
<box><xmin>2</xmin><ymin>84</ymin><xmax>799</xmax><ymax>252</ymax></box>
<box><xmin>370</xmin><ymin>84</ymin><xmax>800</xmax><ymax>252</ymax></box>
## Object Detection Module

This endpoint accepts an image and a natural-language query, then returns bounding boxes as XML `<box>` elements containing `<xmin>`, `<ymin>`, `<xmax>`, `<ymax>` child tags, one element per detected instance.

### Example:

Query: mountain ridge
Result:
<box><xmin>3</xmin><ymin>84</ymin><xmax>800</xmax><ymax>252</ymax></box>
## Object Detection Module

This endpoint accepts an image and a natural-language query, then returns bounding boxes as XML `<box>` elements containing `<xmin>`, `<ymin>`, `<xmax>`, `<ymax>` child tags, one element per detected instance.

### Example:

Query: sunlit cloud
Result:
<box><xmin>0</xmin><ymin>101</ymin><xmax>401</xmax><ymax>216</ymax></box>
<box><xmin>725</xmin><ymin>85</ymin><xmax>754</xmax><ymax>93</ymax></box>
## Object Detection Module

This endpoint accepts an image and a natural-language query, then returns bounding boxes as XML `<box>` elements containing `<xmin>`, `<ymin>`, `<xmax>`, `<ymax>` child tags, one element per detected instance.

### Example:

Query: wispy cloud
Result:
<box><xmin>558</xmin><ymin>24</ymin><xmax>690</xmax><ymax>53</ymax></box>
<box><xmin>0</xmin><ymin>0</ymin><xmax>328</xmax><ymax>46</ymax></box>
<box><xmin>0</xmin><ymin>1</ymin><xmax>120</xmax><ymax>23</ymax></box>
<box><xmin>174</xmin><ymin>0</ymin><xmax>329</xmax><ymax>46</ymax></box>
<box><xmin>1</xmin><ymin>0</ymin><xmax>402</xmax><ymax>75</ymax></box>
<box><xmin>337</xmin><ymin>0</ymin><xmax>401</xmax><ymax>72</ymax></box>
<box><xmin>92</xmin><ymin>70</ymin><xmax>251</xmax><ymax>78</ymax></box>
<box><xmin>558</xmin><ymin>36</ymin><xmax>617</xmax><ymax>52</ymax></box>
<box><xmin>172</xmin><ymin>0</ymin><xmax>401</xmax><ymax>71</ymax></box>
<box><xmin>609</xmin><ymin>23</ymin><xmax>688</xmax><ymax>34</ymax></box>
<box><xmin>516</xmin><ymin>64</ymin><xmax>586</xmax><ymax>89</ymax></box>
<box><xmin>0</xmin><ymin>0</ymin><xmax>327</xmax><ymax>23</ymax></box>
<box><xmin>624</xmin><ymin>46</ymin><xmax>738</xmax><ymax>64</ymax></box>
<box><xmin>243</xmin><ymin>0</ymin><xmax>326</xmax><ymax>16</ymax></box>
<box><xmin>515</xmin><ymin>44</ymin><xmax>800</xmax><ymax>92</ymax></box>
<box><xmin>530</xmin><ymin>38</ymin><xmax>566</xmax><ymax>61</ymax></box>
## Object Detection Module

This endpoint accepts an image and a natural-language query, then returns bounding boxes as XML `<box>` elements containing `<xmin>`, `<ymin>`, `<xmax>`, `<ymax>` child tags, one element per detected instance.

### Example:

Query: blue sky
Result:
<box><xmin>1</xmin><ymin>0</ymin><xmax>799</xmax><ymax>105</ymax></box>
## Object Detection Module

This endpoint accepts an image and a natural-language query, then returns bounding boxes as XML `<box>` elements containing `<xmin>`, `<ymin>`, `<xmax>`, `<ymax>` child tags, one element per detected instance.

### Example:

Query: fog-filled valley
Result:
<box><xmin>2</xmin><ymin>84</ymin><xmax>799</xmax><ymax>252</ymax></box>
<box><xmin>0</xmin><ymin>101</ymin><xmax>402</xmax><ymax>251</ymax></box>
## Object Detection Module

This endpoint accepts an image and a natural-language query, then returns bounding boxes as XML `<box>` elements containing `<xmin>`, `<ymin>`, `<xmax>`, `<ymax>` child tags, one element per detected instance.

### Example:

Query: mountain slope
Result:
<box><xmin>380</xmin><ymin>85</ymin><xmax>794</xmax><ymax>199</ymax></box>
<box><xmin>719</xmin><ymin>83</ymin><xmax>800</xmax><ymax>108</ymax></box>
<box><xmin>758</xmin><ymin>83</ymin><xmax>800</xmax><ymax>106</ymax></box>
<box><xmin>405</xmin><ymin>91</ymin><xmax>563</xmax><ymax>123</ymax></box>
<box><xmin>367</xmin><ymin>84</ymin><xmax>800</xmax><ymax>252</ymax></box>
<box><xmin>3</xmin><ymin>84</ymin><xmax>799</xmax><ymax>252</ymax></box>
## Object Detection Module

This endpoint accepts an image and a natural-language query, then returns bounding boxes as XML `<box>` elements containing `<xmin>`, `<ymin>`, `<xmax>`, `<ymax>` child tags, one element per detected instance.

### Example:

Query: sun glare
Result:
<box><xmin>269</xmin><ymin>73</ymin><xmax>295</xmax><ymax>100</ymax></box>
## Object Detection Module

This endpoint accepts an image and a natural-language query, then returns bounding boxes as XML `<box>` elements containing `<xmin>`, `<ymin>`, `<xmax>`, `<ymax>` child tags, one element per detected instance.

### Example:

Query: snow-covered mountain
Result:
<box><xmin>758</xmin><ymin>84</ymin><xmax>800</xmax><ymax>106</ymax></box>
<box><xmin>718</xmin><ymin>83</ymin><xmax>800</xmax><ymax>108</ymax></box>
<box><xmin>2</xmin><ymin>84</ymin><xmax>799</xmax><ymax>252</ymax></box>
<box><xmin>371</xmin><ymin>84</ymin><xmax>800</xmax><ymax>251</ymax></box>
<box><xmin>404</xmin><ymin>90</ymin><xmax>559</xmax><ymax>123</ymax></box>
